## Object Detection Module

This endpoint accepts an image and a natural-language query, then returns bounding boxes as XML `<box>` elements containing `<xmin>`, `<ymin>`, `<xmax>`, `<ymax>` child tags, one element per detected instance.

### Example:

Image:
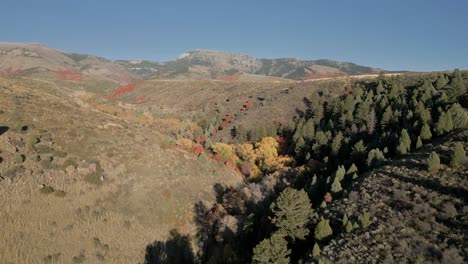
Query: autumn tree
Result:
<box><xmin>270</xmin><ymin>188</ymin><xmax>314</xmax><ymax>240</ymax></box>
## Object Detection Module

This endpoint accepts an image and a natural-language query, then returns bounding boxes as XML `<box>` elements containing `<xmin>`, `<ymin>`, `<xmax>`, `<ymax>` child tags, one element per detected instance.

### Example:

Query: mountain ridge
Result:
<box><xmin>0</xmin><ymin>42</ymin><xmax>385</xmax><ymax>82</ymax></box>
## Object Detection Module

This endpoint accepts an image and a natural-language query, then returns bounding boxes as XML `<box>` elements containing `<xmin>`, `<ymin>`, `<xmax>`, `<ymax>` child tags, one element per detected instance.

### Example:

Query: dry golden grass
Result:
<box><xmin>0</xmin><ymin>75</ymin><xmax>242</xmax><ymax>263</ymax></box>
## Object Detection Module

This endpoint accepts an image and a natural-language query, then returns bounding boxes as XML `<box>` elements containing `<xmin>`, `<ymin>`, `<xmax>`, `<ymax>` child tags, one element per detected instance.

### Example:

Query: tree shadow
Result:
<box><xmin>145</xmin><ymin>229</ymin><xmax>195</xmax><ymax>264</ymax></box>
<box><xmin>0</xmin><ymin>126</ymin><xmax>8</xmax><ymax>136</ymax></box>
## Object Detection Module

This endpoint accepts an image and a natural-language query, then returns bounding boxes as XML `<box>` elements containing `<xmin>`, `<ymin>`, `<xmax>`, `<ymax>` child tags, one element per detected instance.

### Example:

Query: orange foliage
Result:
<box><xmin>211</xmin><ymin>127</ymin><xmax>218</xmax><ymax>136</ymax></box>
<box><xmin>193</xmin><ymin>144</ymin><xmax>205</xmax><ymax>156</ymax></box>
<box><xmin>196</xmin><ymin>134</ymin><xmax>207</xmax><ymax>144</ymax></box>
<box><xmin>215</xmin><ymin>154</ymin><xmax>223</xmax><ymax>165</ymax></box>
<box><xmin>224</xmin><ymin>115</ymin><xmax>232</xmax><ymax>122</ymax></box>
<box><xmin>324</xmin><ymin>192</ymin><xmax>332</xmax><ymax>203</ymax></box>
<box><xmin>219</xmin><ymin>122</ymin><xmax>227</xmax><ymax>130</ymax></box>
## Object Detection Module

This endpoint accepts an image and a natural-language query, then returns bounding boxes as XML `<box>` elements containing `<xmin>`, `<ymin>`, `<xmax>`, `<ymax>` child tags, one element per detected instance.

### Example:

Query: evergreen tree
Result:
<box><xmin>342</xmin><ymin>213</ymin><xmax>348</xmax><ymax>227</ymax></box>
<box><xmin>314</xmin><ymin>217</ymin><xmax>333</xmax><ymax>241</ymax></box>
<box><xmin>450</xmin><ymin>142</ymin><xmax>465</xmax><ymax>168</ymax></box>
<box><xmin>416</xmin><ymin>136</ymin><xmax>423</xmax><ymax>149</ymax></box>
<box><xmin>312</xmin><ymin>243</ymin><xmax>321</xmax><ymax>257</ymax></box>
<box><xmin>345</xmin><ymin>221</ymin><xmax>354</xmax><ymax>233</ymax></box>
<box><xmin>301</xmin><ymin>119</ymin><xmax>315</xmax><ymax>141</ymax></box>
<box><xmin>420</xmin><ymin>123</ymin><xmax>432</xmax><ymax>141</ymax></box>
<box><xmin>427</xmin><ymin>151</ymin><xmax>441</xmax><ymax>172</ymax></box>
<box><xmin>346</xmin><ymin>163</ymin><xmax>358</xmax><ymax>175</ymax></box>
<box><xmin>252</xmin><ymin>234</ymin><xmax>290</xmax><ymax>264</ymax></box>
<box><xmin>448</xmin><ymin>69</ymin><xmax>466</xmax><ymax>100</ymax></box>
<box><xmin>381</xmin><ymin>106</ymin><xmax>393</xmax><ymax>128</ymax></box>
<box><xmin>448</xmin><ymin>103</ymin><xmax>468</xmax><ymax>129</ymax></box>
<box><xmin>367</xmin><ymin>148</ymin><xmax>385</xmax><ymax>167</ymax></box>
<box><xmin>397</xmin><ymin>129</ymin><xmax>411</xmax><ymax>154</ymax></box>
<box><xmin>359</xmin><ymin>212</ymin><xmax>371</xmax><ymax>228</ymax></box>
<box><xmin>331</xmin><ymin>131</ymin><xmax>343</xmax><ymax>156</ymax></box>
<box><xmin>334</xmin><ymin>165</ymin><xmax>346</xmax><ymax>182</ymax></box>
<box><xmin>331</xmin><ymin>177</ymin><xmax>342</xmax><ymax>194</ymax></box>
<box><xmin>270</xmin><ymin>188</ymin><xmax>313</xmax><ymax>240</ymax></box>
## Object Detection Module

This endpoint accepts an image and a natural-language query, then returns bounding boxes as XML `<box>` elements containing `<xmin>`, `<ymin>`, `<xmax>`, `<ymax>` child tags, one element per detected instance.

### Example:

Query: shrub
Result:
<box><xmin>14</xmin><ymin>153</ymin><xmax>25</xmax><ymax>163</ymax></box>
<box><xmin>427</xmin><ymin>151</ymin><xmax>441</xmax><ymax>172</ymax></box>
<box><xmin>84</xmin><ymin>172</ymin><xmax>102</xmax><ymax>185</ymax></box>
<box><xmin>35</xmin><ymin>145</ymin><xmax>54</xmax><ymax>154</ymax></box>
<box><xmin>39</xmin><ymin>186</ymin><xmax>55</xmax><ymax>194</ymax></box>
<box><xmin>312</xmin><ymin>243</ymin><xmax>321</xmax><ymax>257</ymax></box>
<box><xmin>53</xmin><ymin>149</ymin><xmax>67</xmax><ymax>158</ymax></box>
<box><xmin>63</xmin><ymin>158</ymin><xmax>77</xmax><ymax>168</ymax></box>
<box><xmin>345</xmin><ymin>221</ymin><xmax>354</xmax><ymax>233</ymax></box>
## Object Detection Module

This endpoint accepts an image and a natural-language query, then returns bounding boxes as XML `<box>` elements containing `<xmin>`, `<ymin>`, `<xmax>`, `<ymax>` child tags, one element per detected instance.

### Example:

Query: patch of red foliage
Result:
<box><xmin>219</xmin><ymin>122</ymin><xmax>227</xmax><ymax>130</ymax></box>
<box><xmin>211</xmin><ymin>128</ymin><xmax>218</xmax><ymax>136</ymax></box>
<box><xmin>221</xmin><ymin>72</ymin><xmax>242</xmax><ymax>81</ymax></box>
<box><xmin>111</xmin><ymin>81</ymin><xmax>142</xmax><ymax>100</ymax></box>
<box><xmin>342</xmin><ymin>86</ymin><xmax>353</xmax><ymax>96</ymax></box>
<box><xmin>224</xmin><ymin>115</ymin><xmax>232</xmax><ymax>122</ymax></box>
<box><xmin>214</xmin><ymin>154</ymin><xmax>223</xmax><ymax>165</ymax></box>
<box><xmin>324</xmin><ymin>192</ymin><xmax>332</xmax><ymax>203</ymax></box>
<box><xmin>276</xmin><ymin>136</ymin><xmax>288</xmax><ymax>154</ymax></box>
<box><xmin>245</xmin><ymin>100</ymin><xmax>253</xmax><ymax>109</ymax></box>
<box><xmin>56</xmin><ymin>70</ymin><xmax>82</xmax><ymax>81</ymax></box>
<box><xmin>193</xmin><ymin>144</ymin><xmax>205</xmax><ymax>156</ymax></box>
<box><xmin>4</xmin><ymin>67</ymin><xmax>21</xmax><ymax>76</ymax></box>
<box><xmin>225</xmin><ymin>160</ymin><xmax>235</xmax><ymax>169</ymax></box>
<box><xmin>196</xmin><ymin>135</ymin><xmax>207</xmax><ymax>144</ymax></box>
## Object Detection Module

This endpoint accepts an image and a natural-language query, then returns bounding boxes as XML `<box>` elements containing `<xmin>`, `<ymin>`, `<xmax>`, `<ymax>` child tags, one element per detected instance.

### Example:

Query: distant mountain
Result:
<box><xmin>116</xmin><ymin>49</ymin><xmax>383</xmax><ymax>80</ymax></box>
<box><xmin>0</xmin><ymin>43</ymin><xmax>134</xmax><ymax>83</ymax></box>
<box><xmin>0</xmin><ymin>43</ymin><xmax>384</xmax><ymax>82</ymax></box>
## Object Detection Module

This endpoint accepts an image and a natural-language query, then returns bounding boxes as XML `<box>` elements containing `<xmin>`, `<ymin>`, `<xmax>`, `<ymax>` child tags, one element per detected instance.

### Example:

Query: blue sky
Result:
<box><xmin>1</xmin><ymin>0</ymin><xmax>467</xmax><ymax>71</ymax></box>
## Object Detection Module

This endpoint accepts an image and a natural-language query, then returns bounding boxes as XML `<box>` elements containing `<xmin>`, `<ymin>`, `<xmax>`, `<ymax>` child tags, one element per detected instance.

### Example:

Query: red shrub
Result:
<box><xmin>211</xmin><ymin>128</ymin><xmax>217</xmax><ymax>136</ymax></box>
<box><xmin>215</xmin><ymin>154</ymin><xmax>223</xmax><ymax>164</ymax></box>
<box><xmin>324</xmin><ymin>192</ymin><xmax>332</xmax><ymax>203</ymax></box>
<box><xmin>225</xmin><ymin>160</ymin><xmax>234</xmax><ymax>168</ymax></box>
<box><xmin>196</xmin><ymin>135</ymin><xmax>207</xmax><ymax>144</ymax></box>
<box><xmin>4</xmin><ymin>67</ymin><xmax>20</xmax><ymax>76</ymax></box>
<box><xmin>224</xmin><ymin>115</ymin><xmax>232</xmax><ymax>122</ymax></box>
<box><xmin>245</xmin><ymin>100</ymin><xmax>253</xmax><ymax>108</ymax></box>
<box><xmin>193</xmin><ymin>144</ymin><xmax>205</xmax><ymax>156</ymax></box>
<box><xmin>111</xmin><ymin>82</ymin><xmax>143</xmax><ymax>99</ymax></box>
<box><xmin>219</xmin><ymin>122</ymin><xmax>227</xmax><ymax>130</ymax></box>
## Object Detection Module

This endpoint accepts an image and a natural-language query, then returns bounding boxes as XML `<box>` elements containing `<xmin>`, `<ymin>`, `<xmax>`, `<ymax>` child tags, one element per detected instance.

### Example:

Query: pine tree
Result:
<box><xmin>359</xmin><ymin>212</ymin><xmax>371</xmax><ymax>228</ymax></box>
<box><xmin>312</xmin><ymin>243</ymin><xmax>321</xmax><ymax>257</ymax></box>
<box><xmin>331</xmin><ymin>131</ymin><xmax>343</xmax><ymax>156</ymax></box>
<box><xmin>420</xmin><ymin>123</ymin><xmax>432</xmax><ymax>141</ymax></box>
<box><xmin>397</xmin><ymin>129</ymin><xmax>411</xmax><ymax>154</ymax></box>
<box><xmin>416</xmin><ymin>136</ymin><xmax>423</xmax><ymax>149</ymax></box>
<box><xmin>352</xmin><ymin>173</ymin><xmax>358</xmax><ymax>180</ymax></box>
<box><xmin>448</xmin><ymin>103</ymin><xmax>468</xmax><ymax>129</ymax></box>
<box><xmin>345</xmin><ymin>221</ymin><xmax>354</xmax><ymax>233</ymax></box>
<box><xmin>331</xmin><ymin>177</ymin><xmax>342</xmax><ymax>194</ymax></box>
<box><xmin>342</xmin><ymin>213</ymin><xmax>348</xmax><ymax>227</ymax></box>
<box><xmin>367</xmin><ymin>148</ymin><xmax>385</xmax><ymax>167</ymax></box>
<box><xmin>270</xmin><ymin>188</ymin><xmax>313</xmax><ymax>240</ymax></box>
<box><xmin>315</xmin><ymin>217</ymin><xmax>333</xmax><ymax>241</ymax></box>
<box><xmin>448</xmin><ymin>69</ymin><xmax>466</xmax><ymax>99</ymax></box>
<box><xmin>334</xmin><ymin>165</ymin><xmax>346</xmax><ymax>182</ymax></box>
<box><xmin>450</xmin><ymin>142</ymin><xmax>465</xmax><ymax>168</ymax></box>
<box><xmin>346</xmin><ymin>163</ymin><xmax>358</xmax><ymax>175</ymax></box>
<box><xmin>252</xmin><ymin>234</ymin><xmax>290</xmax><ymax>264</ymax></box>
<box><xmin>427</xmin><ymin>151</ymin><xmax>441</xmax><ymax>172</ymax></box>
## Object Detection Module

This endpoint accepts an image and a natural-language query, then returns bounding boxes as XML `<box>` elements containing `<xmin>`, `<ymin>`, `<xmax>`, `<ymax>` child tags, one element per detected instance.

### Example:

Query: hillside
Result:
<box><xmin>316</xmin><ymin>130</ymin><xmax>467</xmax><ymax>263</ymax></box>
<box><xmin>0</xmin><ymin>75</ymin><xmax>241</xmax><ymax>263</ymax></box>
<box><xmin>0</xmin><ymin>43</ymin><xmax>134</xmax><ymax>83</ymax></box>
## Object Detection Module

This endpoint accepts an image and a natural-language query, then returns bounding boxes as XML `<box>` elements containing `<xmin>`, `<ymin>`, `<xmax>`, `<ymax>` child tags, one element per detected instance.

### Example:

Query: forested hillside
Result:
<box><xmin>145</xmin><ymin>70</ymin><xmax>467</xmax><ymax>263</ymax></box>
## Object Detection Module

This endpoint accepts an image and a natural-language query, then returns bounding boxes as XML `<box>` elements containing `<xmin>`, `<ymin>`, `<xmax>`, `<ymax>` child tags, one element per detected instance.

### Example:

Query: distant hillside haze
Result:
<box><xmin>0</xmin><ymin>43</ymin><xmax>383</xmax><ymax>82</ymax></box>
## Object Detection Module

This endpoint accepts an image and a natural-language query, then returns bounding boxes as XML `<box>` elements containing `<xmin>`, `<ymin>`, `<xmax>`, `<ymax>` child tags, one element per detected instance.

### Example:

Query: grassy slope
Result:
<box><xmin>0</xmin><ymin>75</ymin><xmax>241</xmax><ymax>263</ymax></box>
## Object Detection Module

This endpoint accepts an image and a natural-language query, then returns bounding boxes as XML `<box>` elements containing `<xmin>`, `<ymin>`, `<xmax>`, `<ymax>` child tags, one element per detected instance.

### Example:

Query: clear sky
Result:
<box><xmin>1</xmin><ymin>0</ymin><xmax>467</xmax><ymax>71</ymax></box>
